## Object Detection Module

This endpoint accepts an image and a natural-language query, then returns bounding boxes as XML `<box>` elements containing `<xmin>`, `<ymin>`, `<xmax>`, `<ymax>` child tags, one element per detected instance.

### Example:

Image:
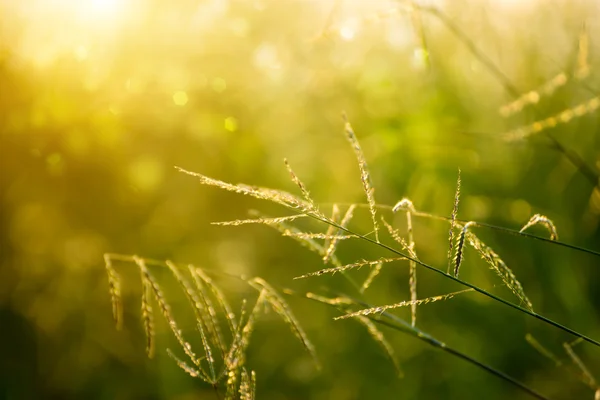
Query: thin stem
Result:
<box><xmin>212</xmin><ymin>383</ymin><xmax>222</xmax><ymax>400</ymax></box>
<box><xmin>413</xmin><ymin>3</ymin><xmax>599</xmax><ymax>186</ymax></box>
<box><xmin>107</xmin><ymin>253</ymin><xmax>549</xmax><ymax>399</ymax></box>
<box><xmin>322</xmin><ymin>202</ymin><xmax>600</xmax><ymax>259</ymax></box>
<box><xmin>305</xmin><ymin>290</ymin><xmax>549</xmax><ymax>400</ymax></box>
<box><xmin>306</xmin><ymin>213</ymin><xmax>600</xmax><ymax>348</ymax></box>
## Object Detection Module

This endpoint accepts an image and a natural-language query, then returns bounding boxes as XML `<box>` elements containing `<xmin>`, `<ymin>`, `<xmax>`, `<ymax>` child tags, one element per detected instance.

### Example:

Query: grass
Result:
<box><xmin>99</xmin><ymin>2</ymin><xmax>600</xmax><ymax>399</ymax></box>
<box><xmin>104</xmin><ymin>108</ymin><xmax>600</xmax><ymax>398</ymax></box>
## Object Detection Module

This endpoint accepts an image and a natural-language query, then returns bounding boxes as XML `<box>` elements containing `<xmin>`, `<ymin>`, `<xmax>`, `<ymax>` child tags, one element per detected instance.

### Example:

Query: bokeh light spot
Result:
<box><xmin>510</xmin><ymin>199</ymin><xmax>532</xmax><ymax>222</ymax></box>
<box><xmin>128</xmin><ymin>157</ymin><xmax>164</xmax><ymax>192</ymax></box>
<box><xmin>211</xmin><ymin>78</ymin><xmax>227</xmax><ymax>93</ymax></box>
<box><xmin>46</xmin><ymin>153</ymin><xmax>65</xmax><ymax>176</ymax></box>
<box><xmin>173</xmin><ymin>91</ymin><xmax>189</xmax><ymax>106</ymax></box>
<box><xmin>73</xmin><ymin>45</ymin><xmax>88</xmax><ymax>61</ymax></box>
<box><xmin>339</xmin><ymin>26</ymin><xmax>356</xmax><ymax>41</ymax></box>
<box><xmin>412</xmin><ymin>48</ymin><xmax>429</xmax><ymax>70</ymax></box>
<box><xmin>224</xmin><ymin>117</ymin><xmax>238</xmax><ymax>132</ymax></box>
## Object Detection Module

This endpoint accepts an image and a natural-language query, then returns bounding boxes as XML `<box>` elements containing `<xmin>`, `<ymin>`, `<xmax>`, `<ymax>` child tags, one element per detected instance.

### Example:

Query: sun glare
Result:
<box><xmin>8</xmin><ymin>0</ymin><xmax>134</xmax><ymax>67</ymax></box>
<box><xmin>88</xmin><ymin>0</ymin><xmax>120</xmax><ymax>14</ymax></box>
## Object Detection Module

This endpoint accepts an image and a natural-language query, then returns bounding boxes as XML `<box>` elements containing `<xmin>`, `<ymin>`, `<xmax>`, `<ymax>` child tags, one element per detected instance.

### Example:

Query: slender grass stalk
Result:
<box><xmin>177</xmin><ymin>164</ymin><xmax>600</xmax><ymax>347</ymax></box>
<box><xmin>409</xmin><ymin>2</ymin><xmax>600</xmax><ymax>186</ymax></box>
<box><xmin>308</xmin><ymin>214</ymin><xmax>600</xmax><ymax>347</ymax></box>
<box><xmin>304</xmin><ymin>290</ymin><xmax>549</xmax><ymax>400</ymax></box>
<box><xmin>448</xmin><ymin>169</ymin><xmax>461</xmax><ymax>274</ymax></box>
<box><xmin>324</xmin><ymin>202</ymin><xmax>600</xmax><ymax>259</ymax></box>
<box><xmin>106</xmin><ymin>253</ymin><xmax>551</xmax><ymax>399</ymax></box>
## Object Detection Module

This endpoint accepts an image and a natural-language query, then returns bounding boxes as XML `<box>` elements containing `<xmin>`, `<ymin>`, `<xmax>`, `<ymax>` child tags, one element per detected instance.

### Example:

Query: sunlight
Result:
<box><xmin>88</xmin><ymin>0</ymin><xmax>120</xmax><ymax>14</ymax></box>
<box><xmin>9</xmin><ymin>0</ymin><xmax>136</xmax><ymax>67</ymax></box>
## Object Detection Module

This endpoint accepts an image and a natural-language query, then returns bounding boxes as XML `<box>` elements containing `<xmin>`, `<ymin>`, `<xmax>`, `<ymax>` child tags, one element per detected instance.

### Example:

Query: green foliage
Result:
<box><xmin>2</xmin><ymin>1</ymin><xmax>600</xmax><ymax>399</ymax></box>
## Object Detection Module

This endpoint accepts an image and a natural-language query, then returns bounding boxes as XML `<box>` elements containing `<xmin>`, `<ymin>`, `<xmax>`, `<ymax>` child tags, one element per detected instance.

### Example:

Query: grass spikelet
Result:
<box><xmin>354</xmin><ymin>315</ymin><xmax>403</xmax><ymax>377</ymax></box>
<box><xmin>381</xmin><ymin>218</ymin><xmax>418</xmax><ymax>259</ymax></box>
<box><xmin>294</xmin><ymin>257</ymin><xmax>407</xmax><ymax>279</ymax></box>
<box><xmin>140</xmin><ymin>267</ymin><xmax>155</xmax><ymax>358</ymax></box>
<box><xmin>176</xmin><ymin>167</ymin><xmax>311</xmax><ymax>212</ymax></box>
<box><xmin>212</xmin><ymin>214</ymin><xmax>307</xmax><ymax>226</ymax></box>
<box><xmin>225</xmin><ymin>369</ymin><xmax>238</xmax><ymax>400</ymax></box>
<box><xmin>392</xmin><ymin>198</ymin><xmax>416</xmax><ymax>214</ymax></box>
<box><xmin>525</xmin><ymin>334</ymin><xmax>562</xmax><ymax>367</ymax></box>
<box><xmin>227</xmin><ymin>293</ymin><xmax>265</xmax><ymax>372</ymax></box>
<box><xmin>239</xmin><ymin>369</ymin><xmax>256</xmax><ymax>400</ymax></box>
<box><xmin>282</xmin><ymin>232</ymin><xmax>356</xmax><ymax>240</ymax></box>
<box><xmin>448</xmin><ymin>169</ymin><xmax>461</xmax><ymax>274</ymax></box>
<box><xmin>499</xmin><ymin>73</ymin><xmax>568</xmax><ymax>117</ymax></box>
<box><xmin>362</xmin><ymin>199</ymin><xmax>418</xmax><ymax>294</ymax></box>
<box><xmin>360</xmin><ymin>262</ymin><xmax>383</xmax><ymax>293</ymax></box>
<box><xmin>190</xmin><ymin>266</ymin><xmax>237</xmax><ymax>337</ymax></box>
<box><xmin>134</xmin><ymin>257</ymin><xmax>200</xmax><ymax>366</ymax></box>
<box><xmin>336</xmin><ymin>289</ymin><xmax>474</xmax><ymax>320</ymax></box>
<box><xmin>393</xmin><ymin>197</ymin><xmax>419</xmax><ymax>326</ymax></box>
<box><xmin>166</xmin><ymin>348</ymin><xmax>210</xmax><ymax>382</ymax></box>
<box><xmin>284</xmin><ymin>158</ymin><xmax>316</xmax><ymax>210</ymax></box>
<box><xmin>564</xmin><ymin>340</ymin><xmax>597</xmax><ymax>388</ymax></box>
<box><xmin>323</xmin><ymin>204</ymin><xmax>356</xmax><ymax>263</ymax></box>
<box><xmin>165</xmin><ymin>260</ymin><xmax>225</xmax><ymax>360</ymax></box>
<box><xmin>323</xmin><ymin>204</ymin><xmax>340</xmax><ymax>252</ymax></box>
<box><xmin>342</xmin><ymin>112</ymin><xmax>379</xmax><ymax>242</ymax></box>
<box><xmin>104</xmin><ymin>254</ymin><xmax>123</xmax><ymax>330</ymax></box>
<box><xmin>453</xmin><ymin>222</ymin><xmax>473</xmax><ymax>277</ymax></box>
<box><xmin>198</xmin><ymin>319</ymin><xmax>217</xmax><ymax>381</ymax></box>
<box><xmin>520</xmin><ymin>214</ymin><xmax>558</xmax><ymax>240</ymax></box>
<box><xmin>249</xmin><ymin>278</ymin><xmax>319</xmax><ymax>368</ymax></box>
<box><xmin>526</xmin><ymin>334</ymin><xmax>598</xmax><ymax>392</ymax></box>
<box><xmin>465</xmin><ymin>231</ymin><xmax>534</xmax><ymax>311</ymax></box>
<box><xmin>223</xmin><ymin>299</ymin><xmax>248</xmax><ymax>374</ymax></box>
<box><xmin>305</xmin><ymin>292</ymin><xmax>354</xmax><ymax>306</ymax></box>
<box><xmin>503</xmin><ymin>96</ymin><xmax>600</xmax><ymax>141</ymax></box>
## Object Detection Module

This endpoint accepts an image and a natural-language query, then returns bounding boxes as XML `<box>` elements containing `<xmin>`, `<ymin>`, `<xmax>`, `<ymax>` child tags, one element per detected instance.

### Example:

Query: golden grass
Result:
<box><xmin>464</xmin><ymin>229</ymin><xmax>533</xmax><ymax>311</ymax></box>
<box><xmin>520</xmin><ymin>214</ymin><xmax>558</xmax><ymax>241</ymax></box>
<box><xmin>103</xmin><ymin>254</ymin><xmax>318</xmax><ymax>396</ymax></box>
<box><xmin>342</xmin><ymin>113</ymin><xmax>379</xmax><ymax>243</ymax></box>
<box><xmin>295</xmin><ymin>257</ymin><xmax>407</xmax><ymax>279</ymax></box>
<box><xmin>324</xmin><ymin>204</ymin><xmax>356</xmax><ymax>263</ymax></box>
<box><xmin>448</xmin><ymin>169</ymin><xmax>461</xmax><ymax>274</ymax></box>
<box><xmin>335</xmin><ymin>289</ymin><xmax>474</xmax><ymax>319</ymax></box>
<box><xmin>103</xmin><ymin>109</ymin><xmax>599</xmax><ymax>398</ymax></box>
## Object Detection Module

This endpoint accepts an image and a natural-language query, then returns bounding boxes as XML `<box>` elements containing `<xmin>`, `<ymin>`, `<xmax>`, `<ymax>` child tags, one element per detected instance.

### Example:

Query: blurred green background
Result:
<box><xmin>1</xmin><ymin>0</ymin><xmax>600</xmax><ymax>399</ymax></box>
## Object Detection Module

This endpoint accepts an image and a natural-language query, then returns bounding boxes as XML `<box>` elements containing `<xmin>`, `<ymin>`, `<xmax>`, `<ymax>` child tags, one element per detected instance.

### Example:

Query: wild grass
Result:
<box><xmin>103</xmin><ymin>106</ymin><xmax>600</xmax><ymax>399</ymax></box>
<box><xmin>526</xmin><ymin>334</ymin><xmax>600</xmax><ymax>399</ymax></box>
<box><xmin>100</xmin><ymin>4</ymin><xmax>600</xmax><ymax>399</ymax></box>
<box><xmin>104</xmin><ymin>253</ymin><xmax>320</xmax><ymax>400</ymax></box>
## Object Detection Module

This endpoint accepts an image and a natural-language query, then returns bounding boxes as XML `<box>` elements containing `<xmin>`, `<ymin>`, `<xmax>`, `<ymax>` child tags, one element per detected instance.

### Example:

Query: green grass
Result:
<box><xmin>105</xmin><ymin>109</ymin><xmax>600</xmax><ymax>398</ymax></box>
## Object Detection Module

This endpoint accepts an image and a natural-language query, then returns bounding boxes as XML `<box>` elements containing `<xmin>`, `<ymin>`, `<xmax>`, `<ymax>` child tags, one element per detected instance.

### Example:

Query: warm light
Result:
<box><xmin>339</xmin><ymin>26</ymin><xmax>356</xmax><ymax>41</ymax></box>
<box><xmin>73</xmin><ymin>45</ymin><xmax>88</xmax><ymax>61</ymax></box>
<box><xmin>224</xmin><ymin>117</ymin><xmax>238</xmax><ymax>132</ymax></box>
<box><xmin>173</xmin><ymin>91</ymin><xmax>189</xmax><ymax>106</ymax></box>
<box><xmin>88</xmin><ymin>0</ymin><xmax>120</xmax><ymax>15</ymax></box>
<box><xmin>9</xmin><ymin>0</ymin><xmax>134</xmax><ymax>67</ymax></box>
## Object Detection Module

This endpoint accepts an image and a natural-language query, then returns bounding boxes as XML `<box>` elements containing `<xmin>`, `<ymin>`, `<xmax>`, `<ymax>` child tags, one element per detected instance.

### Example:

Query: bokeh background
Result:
<box><xmin>1</xmin><ymin>0</ymin><xmax>600</xmax><ymax>399</ymax></box>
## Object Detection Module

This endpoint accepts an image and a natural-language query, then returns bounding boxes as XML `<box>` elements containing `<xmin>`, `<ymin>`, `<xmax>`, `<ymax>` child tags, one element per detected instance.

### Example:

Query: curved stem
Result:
<box><xmin>322</xmin><ymin>202</ymin><xmax>600</xmax><ymax>259</ymax></box>
<box><xmin>413</xmin><ymin>2</ymin><xmax>599</xmax><ymax>186</ymax></box>
<box><xmin>307</xmin><ymin>213</ymin><xmax>600</xmax><ymax>348</ymax></box>
<box><xmin>304</xmin><ymin>290</ymin><xmax>550</xmax><ymax>400</ymax></box>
